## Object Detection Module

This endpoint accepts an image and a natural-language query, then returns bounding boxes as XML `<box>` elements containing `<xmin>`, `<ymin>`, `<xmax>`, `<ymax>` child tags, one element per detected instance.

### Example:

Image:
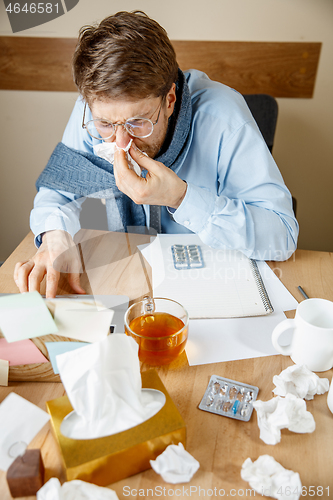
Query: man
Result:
<box><xmin>14</xmin><ymin>11</ymin><xmax>298</xmax><ymax>298</ymax></box>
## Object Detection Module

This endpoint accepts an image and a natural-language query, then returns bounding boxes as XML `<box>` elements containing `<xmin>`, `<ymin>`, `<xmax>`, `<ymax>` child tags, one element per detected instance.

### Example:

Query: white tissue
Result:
<box><xmin>273</xmin><ymin>364</ymin><xmax>329</xmax><ymax>400</ymax></box>
<box><xmin>57</xmin><ymin>334</ymin><xmax>164</xmax><ymax>439</ymax></box>
<box><xmin>150</xmin><ymin>442</ymin><xmax>200</xmax><ymax>484</ymax></box>
<box><xmin>241</xmin><ymin>455</ymin><xmax>302</xmax><ymax>500</ymax></box>
<box><xmin>253</xmin><ymin>393</ymin><xmax>315</xmax><ymax>445</ymax></box>
<box><xmin>37</xmin><ymin>477</ymin><xmax>119</xmax><ymax>500</ymax></box>
<box><xmin>93</xmin><ymin>140</ymin><xmax>142</xmax><ymax>176</ymax></box>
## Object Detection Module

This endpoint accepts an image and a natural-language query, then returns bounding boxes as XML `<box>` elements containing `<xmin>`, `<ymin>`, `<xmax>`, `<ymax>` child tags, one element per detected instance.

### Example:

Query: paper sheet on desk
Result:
<box><xmin>139</xmin><ymin>234</ymin><xmax>298</xmax><ymax>318</ymax></box>
<box><xmin>185</xmin><ymin>312</ymin><xmax>285</xmax><ymax>366</ymax></box>
<box><xmin>138</xmin><ymin>235</ymin><xmax>298</xmax><ymax>366</ymax></box>
<box><xmin>255</xmin><ymin>261</ymin><xmax>298</xmax><ymax>312</ymax></box>
<box><xmin>150</xmin><ymin>236</ymin><xmax>271</xmax><ymax>318</ymax></box>
<box><xmin>0</xmin><ymin>393</ymin><xmax>50</xmax><ymax>471</ymax></box>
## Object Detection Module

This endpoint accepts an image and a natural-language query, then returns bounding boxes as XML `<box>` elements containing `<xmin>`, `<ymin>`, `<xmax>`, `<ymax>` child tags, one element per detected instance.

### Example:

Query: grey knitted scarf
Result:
<box><xmin>36</xmin><ymin>69</ymin><xmax>192</xmax><ymax>232</ymax></box>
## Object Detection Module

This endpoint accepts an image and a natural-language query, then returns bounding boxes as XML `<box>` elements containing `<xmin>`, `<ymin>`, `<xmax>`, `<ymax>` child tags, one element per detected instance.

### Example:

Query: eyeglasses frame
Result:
<box><xmin>82</xmin><ymin>99</ymin><xmax>163</xmax><ymax>140</ymax></box>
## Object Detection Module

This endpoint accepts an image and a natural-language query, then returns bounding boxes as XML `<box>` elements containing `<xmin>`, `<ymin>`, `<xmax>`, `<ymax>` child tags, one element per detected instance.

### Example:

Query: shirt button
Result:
<box><xmin>184</xmin><ymin>220</ymin><xmax>190</xmax><ymax>226</ymax></box>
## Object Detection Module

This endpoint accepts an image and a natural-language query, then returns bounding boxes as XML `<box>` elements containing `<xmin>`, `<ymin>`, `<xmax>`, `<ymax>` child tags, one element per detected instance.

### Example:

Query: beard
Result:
<box><xmin>136</xmin><ymin>113</ymin><xmax>169</xmax><ymax>159</ymax></box>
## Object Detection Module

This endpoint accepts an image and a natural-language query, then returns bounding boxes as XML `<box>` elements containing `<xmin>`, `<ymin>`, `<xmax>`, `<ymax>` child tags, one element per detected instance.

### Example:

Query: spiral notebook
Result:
<box><xmin>151</xmin><ymin>235</ymin><xmax>274</xmax><ymax>319</ymax></box>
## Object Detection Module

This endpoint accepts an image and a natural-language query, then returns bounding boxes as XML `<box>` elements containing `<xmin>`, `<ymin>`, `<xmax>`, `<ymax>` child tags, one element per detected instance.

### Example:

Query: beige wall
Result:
<box><xmin>0</xmin><ymin>0</ymin><xmax>332</xmax><ymax>262</ymax></box>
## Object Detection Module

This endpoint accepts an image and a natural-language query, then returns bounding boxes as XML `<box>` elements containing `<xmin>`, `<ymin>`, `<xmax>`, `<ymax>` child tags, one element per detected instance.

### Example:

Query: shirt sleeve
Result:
<box><xmin>173</xmin><ymin>120</ymin><xmax>299</xmax><ymax>261</ymax></box>
<box><xmin>30</xmin><ymin>97</ymin><xmax>93</xmax><ymax>247</ymax></box>
<box><xmin>30</xmin><ymin>188</ymin><xmax>85</xmax><ymax>247</ymax></box>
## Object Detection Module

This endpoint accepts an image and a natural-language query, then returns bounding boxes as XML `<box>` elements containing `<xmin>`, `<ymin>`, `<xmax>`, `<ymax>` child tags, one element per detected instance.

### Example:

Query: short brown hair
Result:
<box><xmin>73</xmin><ymin>11</ymin><xmax>179</xmax><ymax>103</ymax></box>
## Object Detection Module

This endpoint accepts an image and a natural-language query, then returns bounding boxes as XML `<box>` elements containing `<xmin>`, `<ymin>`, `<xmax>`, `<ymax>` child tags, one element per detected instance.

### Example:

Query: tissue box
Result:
<box><xmin>46</xmin><ymin>369</ymin><xmax>186</xmax><ymax>486</ymax></box>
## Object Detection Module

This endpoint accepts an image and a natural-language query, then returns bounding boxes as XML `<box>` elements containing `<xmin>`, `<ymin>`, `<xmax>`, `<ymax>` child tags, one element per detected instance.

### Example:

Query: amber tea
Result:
<box><xmin>130</xmin><ymin>312</ymin><xmax>184</xmax><ymax>337</ymax></box>
<box><xmin>127</xmin><ymin>311</ymin><xmax>188</xmax><ymax>365</ymax></box>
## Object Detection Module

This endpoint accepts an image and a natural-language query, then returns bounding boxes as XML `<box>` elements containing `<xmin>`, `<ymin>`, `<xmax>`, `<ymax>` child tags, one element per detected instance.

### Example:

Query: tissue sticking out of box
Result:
<box><xmin>93</xmin><ymin>140</ymin><xmax>142</xmax><ymax>176</ymax></box>
<box><xmin>241</xmin><ymin>455</ymin><xmax>302</xmax><ymax>500</ymax></box>
<box><xmin>57</xmin><ymin>334</ymin><xmax>165</xmax><ymax>439</ymax></box>
<box><xmin>253</xmin><ymin>393</ymin><xmax>315</xmax><ymax>445</ymax></box>
<box><xmin>272</xmin><ymin>364</ymin><xmax>330</xmax><ymax>400</ymax></box>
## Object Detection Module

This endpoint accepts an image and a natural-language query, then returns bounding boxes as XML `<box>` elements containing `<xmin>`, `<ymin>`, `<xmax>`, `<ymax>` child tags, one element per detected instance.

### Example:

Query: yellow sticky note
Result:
<box><xmin>53</xmin><ymin>299</ymin><xmax>113</xmax><ymax>343</ymax></box>
<box><xmin>0</xmin><ymin>359</ymin><xmax>9</xmax><ymax>386</ymax></box>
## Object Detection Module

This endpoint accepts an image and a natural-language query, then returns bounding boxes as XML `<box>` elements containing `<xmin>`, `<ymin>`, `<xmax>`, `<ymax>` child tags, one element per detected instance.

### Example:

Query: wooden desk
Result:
<box><xmin>1</xmin><ymin>232</ymin><xmax>333</xmax><ymax>499</ymax></box>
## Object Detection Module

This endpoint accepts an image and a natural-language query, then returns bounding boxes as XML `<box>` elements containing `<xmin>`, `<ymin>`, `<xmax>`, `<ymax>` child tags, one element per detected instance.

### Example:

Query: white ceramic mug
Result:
<box><xmin>271</xmin><ymin>298</ymin><xmax>333</xmax><ymax>372</ymax></box>
<box><xmin>327</xmin><ymin>377</ymin><xmax>333</xmax><ymax>414</ymax></box>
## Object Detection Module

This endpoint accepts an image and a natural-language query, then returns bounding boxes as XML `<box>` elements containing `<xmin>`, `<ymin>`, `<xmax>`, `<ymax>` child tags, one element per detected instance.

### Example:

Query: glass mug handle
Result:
<box><xmin>271</xmin><ymin>318</ymin><xmax>297</xmax><ymax>355</ymax></box>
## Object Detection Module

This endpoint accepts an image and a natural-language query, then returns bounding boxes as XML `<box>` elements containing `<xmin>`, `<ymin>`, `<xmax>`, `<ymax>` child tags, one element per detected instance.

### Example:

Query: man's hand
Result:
<box><xmin>14</xmin><ymin>230</ymin><xmax>86</xmax><ymax>299</ymax></box>
<box><xmin>113</xmin><ymin>142</ymin><xmax>187</xmax><ymax>208</ymax></box>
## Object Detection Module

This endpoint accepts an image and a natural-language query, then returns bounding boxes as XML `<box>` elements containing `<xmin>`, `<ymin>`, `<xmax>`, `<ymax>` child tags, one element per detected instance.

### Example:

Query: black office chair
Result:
<box><xmin>243</xmin><ymin>94</ymin><xmax>297</xmax><ymax>216</ymax></box>
<box><xmin>243</xmin><ymin>94</ymin><xmax>278</xmax><ymax>153</ymax></box>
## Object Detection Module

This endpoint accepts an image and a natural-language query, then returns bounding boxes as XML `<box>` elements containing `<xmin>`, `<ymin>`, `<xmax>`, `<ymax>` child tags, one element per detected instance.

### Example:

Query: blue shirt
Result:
<box><xmin>31</xmin><ymin>70</ymin><xmax>298</xmax><ymax>261</ymax></box>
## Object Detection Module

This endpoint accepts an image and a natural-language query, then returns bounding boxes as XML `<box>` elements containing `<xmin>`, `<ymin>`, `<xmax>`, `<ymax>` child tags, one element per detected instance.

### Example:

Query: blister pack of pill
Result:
<box><xmin>198</xmin><ymin>375</ymin><xmax>259</xmax><ymax>422</ymax></box>
<box><xmin>171</xmin><ymin>244</ymin><xmax>204</xmax><ymax>270</ymax></box>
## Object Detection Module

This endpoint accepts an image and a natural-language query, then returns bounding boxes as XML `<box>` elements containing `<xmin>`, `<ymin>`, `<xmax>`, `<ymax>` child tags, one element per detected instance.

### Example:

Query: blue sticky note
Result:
<box><xmin>45</xmin><ymin>341</ymin><xmax>89</xmax><ymax>375</ymax></box>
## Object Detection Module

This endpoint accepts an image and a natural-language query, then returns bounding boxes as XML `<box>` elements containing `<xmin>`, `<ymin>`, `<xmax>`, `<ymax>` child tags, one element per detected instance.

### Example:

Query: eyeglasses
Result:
<box><xmin>82</xmin><ymin>100</ymin><xmax>163</xmax><ymax>140</ymax></box>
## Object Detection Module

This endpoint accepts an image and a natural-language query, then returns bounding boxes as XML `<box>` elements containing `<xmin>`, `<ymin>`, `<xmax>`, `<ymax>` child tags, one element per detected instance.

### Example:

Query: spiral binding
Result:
<box><xmin>249</xmin><ymin>260</ymin><xmax>274</xmax><ymax>313</ymax></box>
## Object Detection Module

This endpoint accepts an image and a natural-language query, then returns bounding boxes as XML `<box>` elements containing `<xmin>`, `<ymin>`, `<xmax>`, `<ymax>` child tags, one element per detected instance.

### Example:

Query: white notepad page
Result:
<box><xmin>151</xmin><ymin>234</ymin><xmax>273</xmax><ymax>319</ymax></box>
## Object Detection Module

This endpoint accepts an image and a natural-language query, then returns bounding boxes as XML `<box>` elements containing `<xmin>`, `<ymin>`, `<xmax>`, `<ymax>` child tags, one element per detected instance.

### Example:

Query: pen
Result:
<box><xmin>297</xmin><ymin>286</ymin><xmax>309</xmax><ymax>300</ymax></box>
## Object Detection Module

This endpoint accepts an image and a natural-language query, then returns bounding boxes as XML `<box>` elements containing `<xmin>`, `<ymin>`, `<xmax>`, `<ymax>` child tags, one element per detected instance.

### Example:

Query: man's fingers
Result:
<box><xmin>14</xmin><ymin>261</ymin><xmax>25</xmax><ymax>282</ymax></box>
<box><xmin>114</xmin><ymin>149</ymin><xmax>145</xmax><ymax>201</ymax></box>
<box><xmin>14</xmin><ymin>261</ymin><xmax>34</xmax><ymax>293</ymax></box>
<box><xmin>45</xmin><ymin>268</ymin><xmax>61</xmax><ymax>299</ymax></box>
<box><xmin>67</xmin><ymin>273</ymin><xmax>86</xmax><ymax>295</ymax></box>
<box><xmin>28</xmin><ymin>265</ymin><xmax>47</xmax><ymax>293</ymax></box>
<box><xmin>52</xmin><ymin>251</ymin><xmax>83</xmax><ymax>274</ymax></box>
<box><xmin>114</xmin><ymin>149</ymin><xmax>141</xmax><ymax>183</ymax></box>
<box><xmin>130</xmin><ymin>143</ymin><xmax>161</xmax><ymax>173</ymax></box>
<box><xmin>14</xmin><ymin>231</ymin><xmax>82</xmax><ymax>297</ymax></box>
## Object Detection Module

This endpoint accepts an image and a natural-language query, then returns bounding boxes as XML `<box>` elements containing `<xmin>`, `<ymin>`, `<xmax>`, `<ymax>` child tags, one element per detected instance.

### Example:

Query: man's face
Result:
<box><xmin>90</xmin><ymin>84</ymin><xmax>176</xmax><ymax>159</ymax></box>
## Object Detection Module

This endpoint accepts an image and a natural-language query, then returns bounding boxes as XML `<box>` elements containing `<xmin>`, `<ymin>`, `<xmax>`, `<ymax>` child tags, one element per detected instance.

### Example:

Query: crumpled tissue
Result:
<box><xmin>273</xmin><ymin>364</ymin><xmax>329</xmax><ymax>400</ymax></box>
<box><xmin>93</xmin><ymin>140</ymin><xmax>142</xmax><ymax>176</ymax></box>
<box><xmin>253</xmin><ymin>393</ymin><xmax>315</xmax><ymax>445</ymax></box>
<box><xmin>150</xmin><ymin>442</ymin><xmax>200</xmax><ymax>484</ymax></box>
<box><xmin>37</xmin><ymin>477</ymin><xmax>119</xmax><ymax>500</ymax></box>
<box><xmin>57</xmin><ymin>334</ymin><xmax>165</xmax><ymax>439</ymax></box>
<box><xmin>241</xmin><ymin>455</ymin><xmax>302</xmax><ymax>500</ymax></box>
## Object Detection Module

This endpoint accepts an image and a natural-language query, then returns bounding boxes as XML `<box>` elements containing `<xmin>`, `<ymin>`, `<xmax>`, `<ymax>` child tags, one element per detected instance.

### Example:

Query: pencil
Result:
<box><xmin>297</xmin><ymin>286</ymin><xmax>309</xmax><ymax>300</ymax></box>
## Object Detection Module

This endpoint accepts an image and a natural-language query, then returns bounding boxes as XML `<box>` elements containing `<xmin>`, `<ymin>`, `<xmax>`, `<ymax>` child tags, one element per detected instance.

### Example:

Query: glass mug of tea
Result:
<box><xmin>124</xmin><ymin>297</ymin><xmax>189</xmax><ymax>365</ymax></box>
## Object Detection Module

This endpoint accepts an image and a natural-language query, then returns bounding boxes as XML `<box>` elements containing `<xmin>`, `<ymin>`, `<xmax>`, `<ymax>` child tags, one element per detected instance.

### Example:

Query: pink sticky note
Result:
<box><xmin>0</xmin><ymin>338</ymin><xmax>48</xmax><ymax>366</ymax></box>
